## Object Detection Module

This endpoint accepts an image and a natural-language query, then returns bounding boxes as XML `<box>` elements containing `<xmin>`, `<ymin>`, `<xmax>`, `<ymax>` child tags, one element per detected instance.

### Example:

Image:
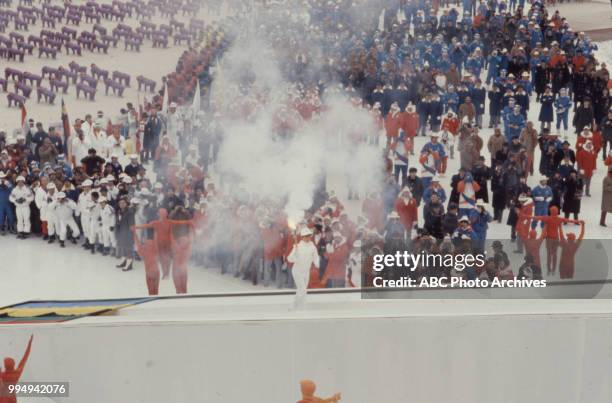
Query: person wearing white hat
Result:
<box><xmin>37</xmin><ymin>181</ymin><xmax>58</xmax><ymax>242</ymax></box>
<box><xmin>9</xmin><ymin>176</ymin><xmax>34</xmax><ymax>239</ymax></box>
<box><xmin>55</xmin><ymin>192</ymin><xmax>80</xmax><ymax>247</ymax></box>
<box><xmin>124</xmin><ymin>154</ymin><xmax>142</xmax><ymax>177</ymax></box>
<box><xmin>88</xmin><ymin>191</ymin><xmax>103</xmax><ymax>255</ymax></box>
<box><xmin>105</xmin><ymin>175</ymin><xmax>119</xmax><ymax>201</ymax></box>
<box><xmin>287</xmin><ymin>226</ymin><xmax>320</xmax><ymax>310</ymax></box>
<box><xmin>470</xmin><ymin>199</ymin><xmax>492</xmax><ymax>253</ymax></box>
<box><xmin>78</xmin><ymin>179</ymin><xmax>94</xmax><ymax>249</ymax></box>
<box><xmin>420</xmin><ymin>132</ymin><xmax>446</xmax><ymax>189</ymax></box>
<box><xmin>99</xmin><ymin>196</ymin><xmax>116</xmax><ymax>255</ymax></box>
<box><xmin>106</xmin><ymin>130</ymin><xmax>126</xmax><ymax>159</ymax></box>
<box><xmin>531</xmin><ymin>177</ymin><xmax>553</xmax><ymax>227</ymax></box>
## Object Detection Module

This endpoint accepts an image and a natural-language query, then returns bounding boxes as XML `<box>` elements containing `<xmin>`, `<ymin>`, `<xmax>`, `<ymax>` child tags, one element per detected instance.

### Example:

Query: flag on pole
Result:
<box><xmin>161</xmin><ymin>82</ymin><xmax>169</xmax><ymax>114</ymax></box>
<box><xmin>20</xmin><ymin>102</ymin><xmax>27</xmax><ymax>135</ymax></box>
<box><xmin>191</xmin><ymin>80</ymin><xmax>201</xmax><ymax>114</ymax></box>
<box><xmin>61</xmin><ymin>98</ymin><xmax>71</xmax><ymax>157</ymax></box>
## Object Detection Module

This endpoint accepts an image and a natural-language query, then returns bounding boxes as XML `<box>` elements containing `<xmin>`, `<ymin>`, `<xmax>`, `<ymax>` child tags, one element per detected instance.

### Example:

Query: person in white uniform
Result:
<box><xmin>287</xmin><ymin>227</ymin><xmax>320</xmax><ymax>310</ymax></box>
<box><xmin>9</xmin><ymin>176</ymin><xmax>34</xmax><ymax>239</ymax></box>
<box><xmin>54</xmin><ymin>192</ymin><xmax>80</xmax><ymax>247</ymax></box>
<box><xmin>77</xmin><ymin>179</ymin><xmax>93</xmax><ymax>248</ymax></box>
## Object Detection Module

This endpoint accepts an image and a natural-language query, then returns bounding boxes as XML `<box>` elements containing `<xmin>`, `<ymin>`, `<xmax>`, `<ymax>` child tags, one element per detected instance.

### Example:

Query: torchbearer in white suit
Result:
<box><xmin>287</xmin><ymin>227</ymin><xmax>320</xmax><ymax>310</ymax></box>
<box><xmin>9</xmin><ymin>176</ymin><xmax>34</xmax><ymax>239</ymax></box>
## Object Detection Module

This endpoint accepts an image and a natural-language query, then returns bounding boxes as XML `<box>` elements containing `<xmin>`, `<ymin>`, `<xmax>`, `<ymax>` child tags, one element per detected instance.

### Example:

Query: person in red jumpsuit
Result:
<box><xmin>1</xmin><ymin>335</ymin><xmax>33</xmax><ymax>403</ymax></box>
<box><xmin>559</xmin><ymin>220</ymin><xmax>585</xmax><ymax>279</ymax></box>
<box><xmin>298</xmin><ymin>380</ymin><xmax>341</xmax><ymax>403</ymax></box>
<box><xmin>521</xmin><ymin>229</ymin><xmax>545</xmax><ymax>270</ymax></box>
<box><xmin>137</xmin><ymin>208</ymin><xmax>174</xmax><ymax>278</ymax></box>
<box><xmin>131</xmin><ymin>225</ymin><xmax>161</xmax><ymax>295</ymax></box>
<box><xmin>168</xmin><ymin>206</ymin><xmax>195</xmax><ymax>294</ymax></box>
<box><xmin>528</xmin><ymin>206</ymin><xmax>579</xmax><ymax>275</ymax></box>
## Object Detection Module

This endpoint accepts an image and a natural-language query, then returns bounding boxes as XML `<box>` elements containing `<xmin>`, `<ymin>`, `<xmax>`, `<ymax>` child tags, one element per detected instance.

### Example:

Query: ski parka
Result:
<box><xmin>9</xmin><ymin>185</ymin><xmax>34</xmax><ymax>207</ymax></box>
<box><xmin>54</xmin><ymin>198</ymin><xmax>78</xmax><ymax>221</ymax></box>
<box><xmin>531</xmin><ymin>185</ymin><xmax>553</xmax><ymax>213</ymax></box>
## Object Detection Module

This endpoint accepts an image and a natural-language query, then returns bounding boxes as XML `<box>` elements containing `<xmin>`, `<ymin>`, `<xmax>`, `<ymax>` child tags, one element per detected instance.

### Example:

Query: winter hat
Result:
<box><xmin>300</xmin><ymin>227</ymin><xmax>313</xmax><ymax>236</ymax></box>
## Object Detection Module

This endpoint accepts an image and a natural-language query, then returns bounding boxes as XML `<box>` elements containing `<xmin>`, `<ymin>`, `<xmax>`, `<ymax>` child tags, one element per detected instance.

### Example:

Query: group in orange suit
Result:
<box><xmin>132</xmin><ymin>207</ymin><xmax>195</xmax><ymax>295</ymax></box>
<box><xmin>520</xmin><ymin>205</ymin><xmax>585</xmax><ymax>275</ymax></box>
<box><xmin>1</xmin><ymin>335</ymin><xmax>33</xmax><ymax>403</ymax></box>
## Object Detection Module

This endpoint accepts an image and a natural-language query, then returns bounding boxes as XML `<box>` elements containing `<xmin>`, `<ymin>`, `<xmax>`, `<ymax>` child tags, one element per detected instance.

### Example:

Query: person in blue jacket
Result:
<box><xmin>505</xmin><ymin>105</ymin><xmax>526</xmax><ymax>142</ymax></box>
<box><xmin>450</xmin><ymin>43</ymin><xmax>466</xmax><ymax>74</ymax></box>
<box><xmin>0</xmin><ymin>172</ymin><xmax>15</xmax><ymax>235</ymax></box>
<box><xmin>554</xmin><ymin>87</ymin><xmax>572</xmax><ymax>134</ymax></box>
<box><xmin>471</xmin><ymin>79</ymin><xmax>487</xmax><ymax>129</ymax></box>
<box><xmin>445</xmin><ymin>86</ymin><xmax>459</xmax><ymax>113</ymax></box>
<box><xmin>423</xmin><ymin>176</ymin><xmax>447</xmax><ymax>205</ymax></box>
<box><xmin>486</xmin><ymin>50</ymin><xmax>501</xmax><ymax>85</ymax></box>
<box><xmin>531</xmin><ymin>177</ymin><xmax>553</xmax><ymax>228</ymax></box>
<box><xmin>469</xmin><ymin>199</ymin><xmax>492</xmax><ymax>253</ymax></box>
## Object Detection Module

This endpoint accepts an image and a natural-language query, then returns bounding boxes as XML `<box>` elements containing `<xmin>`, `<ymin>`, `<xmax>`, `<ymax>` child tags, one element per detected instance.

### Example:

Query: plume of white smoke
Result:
<box><xmin>208</xmin><ymin>9</ymin><xmax>384</xmax><ymax>226</ymax></box>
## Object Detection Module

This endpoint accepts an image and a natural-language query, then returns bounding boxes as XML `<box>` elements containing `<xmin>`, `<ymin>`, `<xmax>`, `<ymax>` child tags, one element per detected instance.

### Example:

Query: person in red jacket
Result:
<box><xmin>559</xmin><ymin>220</ymin><xmax>585</xmax><ymax>279</ymax></box>
<box><xmin>576</xmin><ymin>129</ymin><xmax>602</xmax><ymax>155</ymax></box>
<box><xmin>442</xmin><ymin>111</ymin><xmax>460</xmax><ymax>136</ymax></box>
<box><xmin>384</xmin><ymin>102</ymin><xmax>402</xmax><ymax>148</ymax></box>
<box><xmin>1</xmin><ymin>335</ymin><xmax>33</xmax><ymax>403</ymax></box>
<box><xmin>400</xmin><ymin>104</ymin><xmax>419</xmax><ymax>152</ymax></box>
<box><xmin>576</xmin><ymin>141</ymin><xmax>597</xmax><ymax>196</ymax></box>
<box><xmin>320</xmin><ymin>232</ymin><xmax>349</xmax><ymax>287</ymax></box>
<box><xmin>394</xmin><ymin>187</ymin><xmax>418</xmax><ymax>233</ymax></box>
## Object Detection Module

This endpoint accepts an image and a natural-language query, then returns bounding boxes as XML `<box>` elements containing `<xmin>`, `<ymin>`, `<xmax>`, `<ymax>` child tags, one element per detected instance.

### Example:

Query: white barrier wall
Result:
<box><xmin>2</xmin><ymin>314</ymin><xmax>612</xmax><ymax>403</ymax></box>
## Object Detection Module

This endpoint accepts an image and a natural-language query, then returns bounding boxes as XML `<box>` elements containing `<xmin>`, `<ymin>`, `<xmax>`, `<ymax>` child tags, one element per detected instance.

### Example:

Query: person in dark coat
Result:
<box><xmin>548</xmin><ymin>171</ymin><xmax>565</xmax><ymax>211</ymax></box>
<box><xmin>488</xmin><ymin>84</ymin><xmax>503</xmax><ymax>128</ymax></box>
<box><xmin>142</xmin><ymin>112</ymin><xmax>163</xmax><ymax>163</ymax></box>
<box><xmin>554</xmin><ymin>141</ymin><xmax>576</xmax><ymax>167</ymax></box>
<box><xmin>423</xmin><ymin>197</ymin><xmax>445</xmax><ymax>240</ymax></box>
<box><xmin>448</xmin><ymin>168</ymin><xmax>466</xmax><ymax>207</ymax></box>
<box><xmin>562</xmin><ymin>170</ymin><xmax>583</xmax><ymax>220</ymax></box>
<box><xmin>534</xmin><ymin>62</ymin><xmax>548</xmax><ymax>101</ymax></box>
<box><xmin>572</xmin><ymin>99</ymin><xmax>594</xmax><ymax>134</ymax></box>
<box><xmin>491</xmin><ymin>164</ymin><xmax>506</xmax><ymax>222</ymax></box>
<box><xmin>405</xmin><ymin>168</ymin><xmax>425</xmax><ymax>206</ymax></box>
<box><xmin>442</xmin><ymin>202</ymin><xmax>459</xmax><ymax>236</ymax></box>
<box><xmin>471</xmin><ymin>156</ymin><xmax>491</xmax><ymax>203</ymax></box>
<box><xmin>538</xmin><ymin>86</ymin><xmax>554</xmax><ymax>131</ymax></box>
<box><xmin>115</xmin><ymin>197</ymin><xmax>135</xmax><ymax>271</ymax></box>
